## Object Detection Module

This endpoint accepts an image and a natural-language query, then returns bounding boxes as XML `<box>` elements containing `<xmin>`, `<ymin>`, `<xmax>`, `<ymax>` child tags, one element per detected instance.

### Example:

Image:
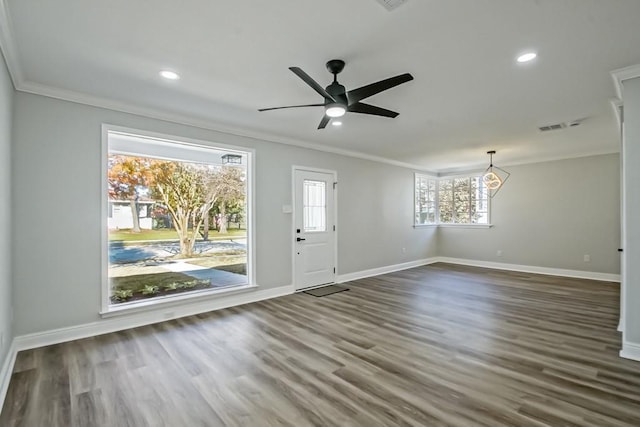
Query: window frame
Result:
<box><xmin>100</xmin><ymin>124</ymin><xmax>256</xmax><ymax>316</ymax></box>
<box><xmin>414</xmin><ymin>172</ymin><xmax>492</xmax><ymax>228</ymax></box>
<box><xmin>414</xmin><ymin>173</ymin><xmax>438</xmax><ymax>227</ymax></box>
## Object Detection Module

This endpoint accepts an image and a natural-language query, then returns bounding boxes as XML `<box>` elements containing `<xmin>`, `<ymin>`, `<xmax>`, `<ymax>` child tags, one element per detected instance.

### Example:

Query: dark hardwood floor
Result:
<box><xmin>1</xmin><ymin>263</ymin><xmax>639</xmax><ymax>426</ymax></box>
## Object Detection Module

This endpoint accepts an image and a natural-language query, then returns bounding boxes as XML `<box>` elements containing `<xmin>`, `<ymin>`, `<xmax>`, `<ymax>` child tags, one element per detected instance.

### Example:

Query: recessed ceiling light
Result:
<box><xmin>160</xmin><ymin>70</ymin><xmax>180</xmax><ymax>80</ymax></box>
<box><xmin>332</xmin><ymin>121</ymin><xmax>343</xmax><ymax>127</ymax></box>
<box><xmin>516</xmin><ymin>52</ymin><xmax>537</xmax><ymax>63</ymax></box>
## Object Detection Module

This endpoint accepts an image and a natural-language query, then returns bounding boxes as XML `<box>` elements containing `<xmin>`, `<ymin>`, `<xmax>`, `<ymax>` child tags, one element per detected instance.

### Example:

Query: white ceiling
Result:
<box><xmin>2</xmin><ymin>0</ymin><xmax>639</xmax><ymax>172</ymax></box>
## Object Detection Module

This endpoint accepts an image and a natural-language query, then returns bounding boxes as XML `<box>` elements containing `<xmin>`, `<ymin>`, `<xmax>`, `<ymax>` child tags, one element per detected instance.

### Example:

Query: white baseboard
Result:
<box><xmin>436</xmin><ymin>257</ymin><xmax>621</xmax><ymax>283</ymax></box>
<box><xmin>14</xmin><ymin>284</ymin><xmax>294</xmax><ymax>352</ymax></box>
<box><xmin>337</xmin><ymin>257</ymin><xmax>439</xmax><ymax>283</ymax></box>
<box><xmin>620</xmin><ymin>341</ymin><xmax>640</xmax><ymax>362</ymax></box>
<box><xmin>0</xmin><ymin>339</ymin><xmax>17</xmax><ymax>414</ymax></box>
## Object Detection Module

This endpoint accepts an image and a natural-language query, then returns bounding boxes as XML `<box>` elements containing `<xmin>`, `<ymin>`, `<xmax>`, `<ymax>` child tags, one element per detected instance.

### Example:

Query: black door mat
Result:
<box><xmin>303</xmin><ymin>284</ymin><xmax>350</xmax><ymax>297</ymax></box>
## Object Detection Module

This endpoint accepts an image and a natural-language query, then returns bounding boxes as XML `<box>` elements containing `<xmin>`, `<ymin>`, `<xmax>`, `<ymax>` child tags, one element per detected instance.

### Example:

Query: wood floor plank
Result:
<box><xmin>2</xmin><ymin>263</ymin><xmax>638</xmax><ymax>426</ymax></box>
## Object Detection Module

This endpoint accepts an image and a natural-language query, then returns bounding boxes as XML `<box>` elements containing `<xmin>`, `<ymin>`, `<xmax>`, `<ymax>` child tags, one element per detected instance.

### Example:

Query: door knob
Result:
<box><xmin>296</xmin><ymin>237</ymin><xmax>306</xmax><ymax>242</ymax></box>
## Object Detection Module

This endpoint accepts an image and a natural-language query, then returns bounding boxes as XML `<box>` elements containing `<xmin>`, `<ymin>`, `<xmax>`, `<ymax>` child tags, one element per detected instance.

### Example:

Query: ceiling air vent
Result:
<box><xmin>539</xmin><ymin>123</ymin><xmax>567</xmax><ymax>132</ymax></box>
<box><xmin>375</xmin><ymin>0</ymin><xmax>409</xmax><ymax>11</ymax></box>
<box><xmin>539</xmin><ymin>119</ymin><xmax>584</xmax><ymax>132</ymax></box>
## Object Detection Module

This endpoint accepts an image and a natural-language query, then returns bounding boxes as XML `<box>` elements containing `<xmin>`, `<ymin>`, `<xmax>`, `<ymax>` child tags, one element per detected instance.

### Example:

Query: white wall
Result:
<box><xmin>622</xmin><ymin>77</ymin><xmax>640</xmax><ymax>348</ymax></box>
<box><xmin>0</xmin><ymin>52</ymin><xmax>13</xmax><ymax>370</ymax></box>
<box><xmin>11</xmin><ymin>92</ymin><xmax>438</xmax><ymax>336</ymax></box>
<box><xmin>438</xmin><ymin>154</ymin><xmax>620</xmax><ymax>275</ymax></box>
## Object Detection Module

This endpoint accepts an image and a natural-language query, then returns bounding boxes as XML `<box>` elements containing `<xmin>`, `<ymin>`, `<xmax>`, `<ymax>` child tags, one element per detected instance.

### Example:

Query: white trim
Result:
<box><xmin>14</xmin><ymin>79</ymin><xmax>435</xmax><ymax>173</ymax></box>
<box><xmin>437</xmin><ymin>224</ymin><xmax>493</xmax><ymax>229</ymax></box>
<box><xmin>337</xmin><ymin>258</ymin><xmax>439</xmax><ymax>283</ymax></box>
<box><xmin>414</xmin><ymin>173</ymin><xmax>437</xmax><ymax>227</ymax></box>
<box><xmin>291</xmin><ymin>166</ymin><xmax>338</xmax><ymax>291</ymax></box>
<box><xmin>101</xmin><ymin>284</ymin><xmax>258</xmax><ymax>318</ymax></box>
<box><xmin>0</xmin><ymin>0</ymin><xmax>22</xmax><ymax>88</ymax></box>
<box><xmin>438</xmin><ymin>169</ymin><xmax>486</xmax><ymax>179</ymax></box>
<box><xmin>611</xmin><ymin>64</ymin><xmax>640</xmax><ymax>100</ymax></box>
<box><xmin>620</xmin><ymin>341</ymin><xmax>640</xmax><ymax>362</ymax></box>
<box><xmin>101</xmin><ymin>125</ymin><xmax>109</xmax><ymax>312</ymax></box>
<box><xmin>435</xmin><ymin>150</ymin><xmax>621</xmax><ymax>176</ymax></box>
<box><xmin>436</xmin><ymin>257</ymin><xmax>621</xmax><ymax>282</ymax></box>
<box><xmin>101</xmin><ymin>124</ymin><xmax>256</xmax><ymax>314</ymax></box>
<box><xmin>14</xmin><ymin>284</ymin><xmax>294</xmax><ymax>352</ymax></box>
<box><xmin>14</xmin><ymin>79</ymin><xmax>624</xmax><ymax>173</ymax></box>
<box><xmin>436</xmin><ymin>175</ymin><xmax>492</xmax><ymax>225</ymax></box>
<box><xmin>611</xmin><ymin>98</ymin><xmax>623</xmax><ymax>131</ymax></box>
<box><xmin>0</xmin><ymin>339</ymin><xmax>17</xmax><ymax>414</ymax></box>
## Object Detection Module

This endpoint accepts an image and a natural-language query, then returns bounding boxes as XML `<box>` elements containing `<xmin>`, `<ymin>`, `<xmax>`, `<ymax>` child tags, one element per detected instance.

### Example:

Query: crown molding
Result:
<box><xmin>611</xmin><ymin>64</ymin><xmax>640</xmax><ymax>100</ymax></box>
<box><xmin>0</xmin><ymin>0</ymin><xmax>23</xmax><ymax>87</ymax></box>
<box><xmin>15</xmin><ymin>78</ymin><xmax>624</xmax><ymax>175</ymax></box>
<box><xmin>21</xmin><ymin>77</ymin><xmax>622</xmax><ymax>176</ymax></box>
<box><xmin>435</xmin><ymin>148</ymin><xmax>620</xmax><ymax>176</ymax></box>
<box><xmin>17</xmin><ymin>79</ymin><xmax>436</xmax><ymax>174</ymax></box>
<box><xmin>610</xmin><ymin>98</ymin><xmax>623</xmax><ymax>131</ymax></box>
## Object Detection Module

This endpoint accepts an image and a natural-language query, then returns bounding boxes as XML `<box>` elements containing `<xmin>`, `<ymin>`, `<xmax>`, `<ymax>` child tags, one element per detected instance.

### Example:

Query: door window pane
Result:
<box><xmin>303</xmin><ymin>180</ymin><xmax>326</xmax><ymax>232</ymax></box>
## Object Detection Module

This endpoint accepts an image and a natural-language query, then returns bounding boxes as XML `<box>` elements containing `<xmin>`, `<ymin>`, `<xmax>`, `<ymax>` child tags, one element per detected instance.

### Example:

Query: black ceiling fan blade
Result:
<box><xmin>348</xmin><ymin>102</ymin><xmax>399</xmax><ymax>118</ymax></box>
<box><xmin>318</xmin><ymin>115</ymin><xmax>330</xmax><ymax>129</ymax></box>
<box><xmin>258</xmin><ymin>103</ymin><xmax>325</xmax><ymax>112</ymax></box>
<box><xmin>289</xmin><ymin>67</ymin><xmax>336</xmax><ymax>102</ymax></box>
<box><xmin>347</xmin><ymin>73</ymin><xmax>413</xmax><ymax>105</ymax></box>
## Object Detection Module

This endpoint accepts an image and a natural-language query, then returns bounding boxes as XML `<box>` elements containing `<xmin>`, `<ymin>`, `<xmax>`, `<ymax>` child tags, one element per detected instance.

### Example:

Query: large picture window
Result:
<box><xmin>103</xmin><ymin>128</ymin><xmax>253</xmax><ymax>311</ymax></box>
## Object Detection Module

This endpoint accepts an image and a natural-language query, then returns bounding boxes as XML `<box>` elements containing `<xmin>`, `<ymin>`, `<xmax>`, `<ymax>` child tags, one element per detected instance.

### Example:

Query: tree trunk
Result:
<box><xmin>180</xmin><ymin>237</ymin><xmax>193</xmax><ymax>257</ymax></box>
<box><xmin>130</xmin><ymin>199</ymin><xmax>141</xmax><ymax>233</ymax></box>
<box><xmin>203</xmin><ymin>212</ymin><xmax>209</xmax><ymax>241</ymax></box>
<box><xmin>172</xmin><ymin>209</ymin><xmax>195</xmax><ymax>257</ymax></box>
<box><xmin>219</xmin><ymin>202</ymin><xmax>228</xmax><ymax>234</ymax></box>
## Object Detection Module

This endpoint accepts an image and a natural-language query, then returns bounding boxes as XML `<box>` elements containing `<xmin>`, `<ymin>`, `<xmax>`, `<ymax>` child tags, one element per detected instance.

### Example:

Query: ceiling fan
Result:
<box><xmin>258</xmin><ymin>59</ymin><xmax>414</xmax><ymax>129</ymax></box>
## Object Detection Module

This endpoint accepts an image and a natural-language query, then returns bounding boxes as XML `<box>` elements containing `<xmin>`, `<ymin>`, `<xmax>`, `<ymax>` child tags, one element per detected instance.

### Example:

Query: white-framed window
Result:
<box><xmin>102</xmin><ymin>125</ymin><xmax>254</xmax><ymax>314</ymax></box>
<box><xmin>438</xmin><ymin>176</ymin><xmax>489</xmax><ymax>224</ymax></box>
<box><xmin>415</xmin><ymin>173</ymin><xmax>437</xmax><ymax>225</ymax></box>
<box><xmin>414</xmin><ymin>173</ymin><xmax>490</xmax><ymax>226</ymax></box>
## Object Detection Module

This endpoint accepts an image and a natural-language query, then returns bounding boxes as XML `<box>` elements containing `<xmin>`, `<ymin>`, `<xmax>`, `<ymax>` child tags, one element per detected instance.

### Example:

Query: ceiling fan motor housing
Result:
<box><xmin>326</xmin><ymin>82</ymin><xmax>348</xmax><ymax>105</ymax></box>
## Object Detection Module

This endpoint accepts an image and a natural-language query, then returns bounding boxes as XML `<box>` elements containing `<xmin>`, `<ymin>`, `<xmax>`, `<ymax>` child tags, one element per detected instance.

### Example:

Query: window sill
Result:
<box><xmin>438</xmin><ymin>223</ymin><xmax>493</xmax><ymax>229</ymax></box>
<box><xmin>100</xmin><ymin>283</ymin><xmax>257</xmax><ymax>318</ymax></box>
<box><xmin>414</xmin><ymin>223</ymin><xmax>493</xmax><ymax>229</ymax></box>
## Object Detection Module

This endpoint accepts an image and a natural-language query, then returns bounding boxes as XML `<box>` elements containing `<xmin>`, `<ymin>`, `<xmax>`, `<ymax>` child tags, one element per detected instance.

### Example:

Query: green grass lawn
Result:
<box><xmin>109</xmin><ymin>228</ymin><xmax>246</xmax><ymax>241</ymax></box>
<box><xmin>188</xmin><ymin>256</ymin><xmax>247</xmax><ymax>275</ymax></box>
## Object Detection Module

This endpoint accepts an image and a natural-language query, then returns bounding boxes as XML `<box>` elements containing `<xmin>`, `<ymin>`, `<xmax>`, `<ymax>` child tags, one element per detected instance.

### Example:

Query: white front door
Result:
<box><xmin>293</xmin><ymin>168</ymin><xmax>336</xmax><ymax>290</ymax></box>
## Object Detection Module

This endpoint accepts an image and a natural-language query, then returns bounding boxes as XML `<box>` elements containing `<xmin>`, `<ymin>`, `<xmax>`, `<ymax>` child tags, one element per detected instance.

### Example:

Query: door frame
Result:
<box><xmin>291</xmin><ymin>165</ymin><xmax>338</xmax><ymax>291</ymax></box>
<box><xmin>619</xmin><ymin>105</ymin><xmax>626</xmax><ymax>333</ymax></box>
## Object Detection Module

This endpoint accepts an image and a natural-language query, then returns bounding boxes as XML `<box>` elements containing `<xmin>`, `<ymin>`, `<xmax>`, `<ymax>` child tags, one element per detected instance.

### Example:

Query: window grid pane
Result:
<box><xmin>415</xmin><ymin>174</ymin><xmax>437</xmax><ymax>225</ymax></box>
<box><xmin>435</xmin><ymin>176</ymin><xmax>489</xmax><ymax>224</ymax></box>
<box><xmin>303</xmin><ymin>180</ymin><xmax>326</xmax><ymax>232</ymax></box>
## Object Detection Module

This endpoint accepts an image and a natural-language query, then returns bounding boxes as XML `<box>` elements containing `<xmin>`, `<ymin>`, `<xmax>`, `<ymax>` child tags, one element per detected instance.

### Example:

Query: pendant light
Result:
<box><xmin>483</xmin><ymin>150</ymin><xmax>510</xmax><ymax>198</ymax></box>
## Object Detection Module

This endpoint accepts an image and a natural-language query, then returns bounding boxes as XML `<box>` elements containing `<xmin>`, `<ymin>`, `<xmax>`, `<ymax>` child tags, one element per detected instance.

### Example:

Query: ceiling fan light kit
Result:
<box><xmin>325</xmin><ymin>103</ymin><xmax>346</xmax><ymax>118</ymax></box>
<box><xmin>259</xmin><ymin>59</ymin><xmax>413</xmax><ymax>129</ymax></box>
<box><xmin>483</xmin><ymin>150</ymin><xmax>510</xmax><ymax>198</ymax></box>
